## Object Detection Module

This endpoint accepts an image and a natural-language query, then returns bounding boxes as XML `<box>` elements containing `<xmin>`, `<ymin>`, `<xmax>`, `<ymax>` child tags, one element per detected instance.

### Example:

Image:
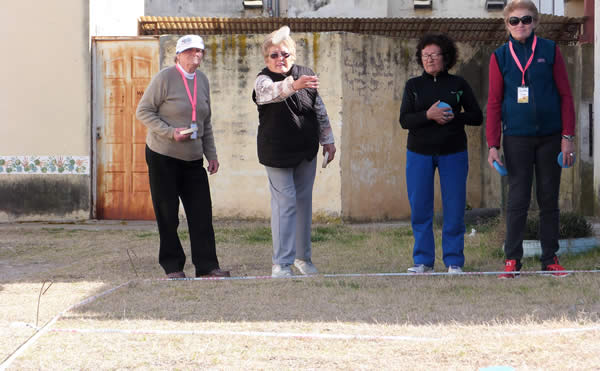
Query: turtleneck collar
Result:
<box><xmin>176</xmin><ymin>63</ymin><xmax>196</xmax><ymax>79</ymax></box>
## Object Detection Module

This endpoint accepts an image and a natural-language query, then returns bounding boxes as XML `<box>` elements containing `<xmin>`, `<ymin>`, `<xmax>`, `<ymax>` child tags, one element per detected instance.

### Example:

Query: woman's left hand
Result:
<box><xmin>207</xmin><ymin>159</ymin><xmax>219</xmax><ymax>175</ymax></box>
<box><xmin>560</xmin><ymin>138</ymin><xmax>575</xmax><ymax>167</ymax></box>
<box><xmin>322</xmin><ymin>143</ymin><xmax>336</xmax><ymax>164</ymax></box>
<box><xmin>426</xmin><ymin>101</ymin><xmax>454</xmax><ymax>125</ymax></box>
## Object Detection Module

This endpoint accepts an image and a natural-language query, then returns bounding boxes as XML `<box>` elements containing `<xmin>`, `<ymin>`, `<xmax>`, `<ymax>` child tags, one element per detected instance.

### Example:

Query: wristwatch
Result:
<box><xmin>562</xmin><ymin>135</ymin><xmax>575</xmax><ymax>142</ymax></box>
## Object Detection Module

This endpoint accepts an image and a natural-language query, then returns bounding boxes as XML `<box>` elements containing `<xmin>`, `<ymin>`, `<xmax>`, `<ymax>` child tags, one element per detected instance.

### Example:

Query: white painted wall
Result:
<box><xmin>90</xmin><ymin>0</ymin><xmax>144</xmax><ymax>36</ymax></box>
<box><xmin>0</xmin><ymin>0</ymin><xmax>89</xmax><ymax>156</ymax></box>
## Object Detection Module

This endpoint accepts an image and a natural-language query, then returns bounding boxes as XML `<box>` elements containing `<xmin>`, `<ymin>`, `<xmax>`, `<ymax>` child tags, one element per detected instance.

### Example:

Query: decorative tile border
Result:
<box><xmin>0</xmin><ymin>156</ymin><xmax>89</xmax><ymax>175</ymax></box>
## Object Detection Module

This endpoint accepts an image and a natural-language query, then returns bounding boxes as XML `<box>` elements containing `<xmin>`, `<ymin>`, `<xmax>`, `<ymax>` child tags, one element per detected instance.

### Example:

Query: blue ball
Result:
<box><xmin>557</xmin><ymin>152</ymin><xmax>575</xmax><ymax>168</ymax></box>
<box><xmin>493</xmin><ymin>161</ymin><xmax>507</xmax><ymax>176</ymax></box>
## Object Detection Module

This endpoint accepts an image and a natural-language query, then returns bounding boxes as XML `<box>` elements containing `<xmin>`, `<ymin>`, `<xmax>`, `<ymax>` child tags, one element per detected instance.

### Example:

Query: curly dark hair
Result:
<box><xmin>415</xmin><ymin>33</ymin><xmax>458</xmax><ymax>71</ymax></box>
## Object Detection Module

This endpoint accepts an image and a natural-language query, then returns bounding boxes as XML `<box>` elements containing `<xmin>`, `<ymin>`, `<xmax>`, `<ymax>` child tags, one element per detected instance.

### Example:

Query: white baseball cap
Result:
<box><xmin>176</xmin><ymin>35</ymin><xmax>205</xmax><ymax>54</ymax></box>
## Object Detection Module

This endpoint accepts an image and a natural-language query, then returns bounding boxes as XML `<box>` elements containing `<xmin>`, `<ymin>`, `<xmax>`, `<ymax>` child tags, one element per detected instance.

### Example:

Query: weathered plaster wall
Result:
<box><xmin>0</xmin><ymin>0</ymin><xmax>90</xmax><ymax>221</ymax></box>
<box><xmin>339</xmin><ymin>35</ymin><xmax>494</xmax><ymax>220</ymax></box>
<box><xmin>159</xmin><ymin>33</ymin><xmax>343</xmax><ymax>219</ymax></box>
<box><xmin>152</xmin><ymin>32</ymin><xmax>585</xmax><ymax>221</ymax></box>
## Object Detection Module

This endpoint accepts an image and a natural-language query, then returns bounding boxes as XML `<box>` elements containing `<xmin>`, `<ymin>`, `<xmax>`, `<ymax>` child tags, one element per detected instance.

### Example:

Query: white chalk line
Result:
<box><xmin>48</xmin><ymin>327</ymin><xmax>441</xmax><ymax>342</ymax></box>
<box><xmin>0</xmin><ymin>280</ymin><xmax>133</xmax><ymax>371</ymax></box>
<box><xmin>154</xmin><ymin>270</ymin><xmax>600</xmax><ymax>281</ymax></box>
<box><xmin>45</xmin><ymin>324</ymin><xmax>600</xmax><ymax>343</ymax></box>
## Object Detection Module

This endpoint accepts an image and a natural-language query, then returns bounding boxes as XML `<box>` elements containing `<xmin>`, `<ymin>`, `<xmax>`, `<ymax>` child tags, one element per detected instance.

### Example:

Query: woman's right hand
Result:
<box><xmin>292</xmin><ymin>75</ymin><xmax>319</xmax><ymax>90</ymax></box>
<box><xmin>488</xmin><ymin>147</ymin><xmax>503</xmax><ymax>168</ymax></box>
<box><xmin>173</xmin><ymin>127</ymin><xmax>193</xmax><ymax>142</ymax></box>
<box><xmin>426</xmin><ymin>100</ymin><xmax>453</xmax><ymax>125</ymax></box>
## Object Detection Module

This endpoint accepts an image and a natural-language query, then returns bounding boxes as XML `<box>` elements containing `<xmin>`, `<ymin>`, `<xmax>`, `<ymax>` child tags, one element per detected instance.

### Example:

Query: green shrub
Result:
<box><xmin>523</xmin><ymin>211</ymin><xmax>592</xmax><ymax>239</ymax></box>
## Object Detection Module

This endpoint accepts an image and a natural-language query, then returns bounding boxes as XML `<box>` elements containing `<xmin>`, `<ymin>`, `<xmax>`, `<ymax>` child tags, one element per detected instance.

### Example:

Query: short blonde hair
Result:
<box><xmin>262</xmin><ymin>28</ymin><xmax>297</xmax><ymax>64</ymax></box>
<box><xmin>503</xmin><ymin>0</ymin><xmax>539</xmax><ymax>24</ymax></box>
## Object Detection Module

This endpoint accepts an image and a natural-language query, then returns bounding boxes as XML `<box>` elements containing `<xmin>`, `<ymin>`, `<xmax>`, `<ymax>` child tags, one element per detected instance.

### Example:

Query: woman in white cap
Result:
<box><xmin>136</xmin><ymin>34</ymin><xmax>230</xmax><ymax>279</ymax></box>
<box><xmin>252</xmin><ymin>26</ymin><xmax>336</xmax><ymax>277</ymax></box>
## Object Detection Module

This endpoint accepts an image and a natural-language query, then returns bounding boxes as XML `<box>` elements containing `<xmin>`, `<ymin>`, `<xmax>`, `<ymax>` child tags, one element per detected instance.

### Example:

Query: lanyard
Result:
<box><xmin>175</xmin><ymin>64</ymin><xmax>197</xmax><ymax>122</ymax></box>
<box><xmin>509</xmin><ymin>35</ymin><xmax>537</xmax><ymax>86</ymax></box>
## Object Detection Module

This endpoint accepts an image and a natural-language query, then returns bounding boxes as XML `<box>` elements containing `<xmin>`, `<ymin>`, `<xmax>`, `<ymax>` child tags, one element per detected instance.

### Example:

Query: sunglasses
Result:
<box><xmin>508</xmin><ymin>15</ymin><xmax>533</xmax><ymax>26</ymax></box>
<box><xmin>269</xmin><ymin>52</ymin><xmax>290</xmax><ymax>59</ymax></box>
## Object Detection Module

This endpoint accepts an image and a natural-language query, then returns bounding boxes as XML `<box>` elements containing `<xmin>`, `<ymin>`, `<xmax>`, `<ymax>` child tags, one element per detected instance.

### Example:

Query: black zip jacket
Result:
<box><xmin>399</xmin><ymin>71</ymin><xmax>483</xmax><ymax>156</ymax></box>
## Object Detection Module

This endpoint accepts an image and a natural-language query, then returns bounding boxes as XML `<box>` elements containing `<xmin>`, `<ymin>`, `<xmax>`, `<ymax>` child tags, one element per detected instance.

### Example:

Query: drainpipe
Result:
<box><xmin>274</xmin><ymin>0</ymin><xmax>280</xmax><ymax>17</ymax></box>
<box><xmin>580</xmin><ymin>0</ymin><xmax>594</xmax><ymax>43</ymax></box>
<box><xmin>594</xmin><ymin>0</ymin><xmax>600</xmax><ymax>215</ymax></box>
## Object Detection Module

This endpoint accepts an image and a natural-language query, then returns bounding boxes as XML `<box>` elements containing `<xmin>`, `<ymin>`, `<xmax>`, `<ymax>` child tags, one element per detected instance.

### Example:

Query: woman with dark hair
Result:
<box><xmin>487</xmin><ymin>0</ymin><xmax>575</xmax><ymax>278</ymax></box>
<box><xmin>399</xmin><ymin>33</ymin><xmax>483</xmax><ymax>274</ymax></box>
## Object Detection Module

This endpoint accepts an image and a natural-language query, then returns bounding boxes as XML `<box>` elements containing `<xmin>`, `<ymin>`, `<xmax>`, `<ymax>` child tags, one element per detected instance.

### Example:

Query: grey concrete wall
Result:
<box><xmin>286</xmin><ymin>0</ymin><xmax>506</xmax><ymax>18</ymax></box>
<box><xmin>155</xmin><ymin>32</ymin><xmax>587</xmax><ymax>221</ymax></box>
<box><xmin>145</xmin><ymin>0</ymin><xmax>257</xmax><ymax>17</ymax></box>
<box><xmin>159</xmin><ymin>33</ymin><xmax>343</xmax><ymax>219</ymax></box>
<box><xmin>339</xmin><ymin>34</ymin><xmax>496</xmax><ymax>220</ymax></box>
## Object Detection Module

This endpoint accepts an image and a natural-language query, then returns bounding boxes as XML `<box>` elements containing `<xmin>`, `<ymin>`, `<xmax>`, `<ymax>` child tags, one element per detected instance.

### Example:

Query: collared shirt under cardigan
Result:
<box><xmin>136</xmin><ymin>65</ymin><xmax>217</xmax><ymax>162</ymax></box>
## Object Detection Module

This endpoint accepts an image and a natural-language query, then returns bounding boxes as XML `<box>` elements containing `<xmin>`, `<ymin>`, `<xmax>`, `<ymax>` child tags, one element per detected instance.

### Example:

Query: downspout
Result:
<box><xmin>274</xmin><ymin>0</ymin><xmax>280</xmax><ymax>17</ymax></box>
<box><xmin>580</xmin><ymin>0</ymin><xmax>594</xmax><ymax>43</ymax></box>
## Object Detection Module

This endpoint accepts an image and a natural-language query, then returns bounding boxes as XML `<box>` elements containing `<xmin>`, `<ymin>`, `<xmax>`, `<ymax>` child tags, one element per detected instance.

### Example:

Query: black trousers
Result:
<box><xmin>146</xmin><ymin>146</ymin><xmax>219</xmax><ymax>275</ymax></box>
<box><xmin>503</xmin><ymin>134</ymin><xmax>562</xmax><ymax>267</ymax></box>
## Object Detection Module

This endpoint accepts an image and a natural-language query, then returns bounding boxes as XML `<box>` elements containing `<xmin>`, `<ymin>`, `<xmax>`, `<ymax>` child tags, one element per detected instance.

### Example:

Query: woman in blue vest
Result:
<box><xmin>486</xmin><ymin>0</ymin><xmax>575</xmax><ymax>278</ymax></box>
<box><xmin>252</xmin><ymin>26</ymin><xmax>336</xmax><ymax>278</ymax></box>
<box><xmin>400</xmin><ymin>33</ymin><xmax>483</xmax><ymax>274</ymax></box>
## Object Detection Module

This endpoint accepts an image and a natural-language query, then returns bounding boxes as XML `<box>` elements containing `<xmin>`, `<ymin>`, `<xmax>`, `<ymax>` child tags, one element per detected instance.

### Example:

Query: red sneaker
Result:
<box><xmin>498</xmin><ymin>259</ymin><xmax>520</xmax><ymax>279</ymax></box>
<box><xmin>544</xmin><ymin>257</ymin><xmax>570</xmax><ymax>277</ymax></box>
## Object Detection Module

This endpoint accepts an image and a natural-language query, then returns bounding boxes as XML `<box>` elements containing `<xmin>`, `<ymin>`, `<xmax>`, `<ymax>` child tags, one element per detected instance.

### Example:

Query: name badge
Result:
<box><xmin>517</xmin><ymin>86</ymin><xmax>529</xmax><ymax>104</ymax></box>
<box><xmin>190</xmin><ymin>122</ymin><xmax>198</xmax><ymax>140</ymax></box>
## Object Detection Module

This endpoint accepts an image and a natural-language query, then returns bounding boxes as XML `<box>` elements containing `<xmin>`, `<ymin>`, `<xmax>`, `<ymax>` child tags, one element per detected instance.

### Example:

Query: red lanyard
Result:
<box><xmin>175</xmin><ymin>64</ymin><xmax>197</xmax><ymax>122</ymax></box>
<box><xmin>509</xmin><ymin>35</ymin><xmax>537</xmax><ymax>86</ymax></box>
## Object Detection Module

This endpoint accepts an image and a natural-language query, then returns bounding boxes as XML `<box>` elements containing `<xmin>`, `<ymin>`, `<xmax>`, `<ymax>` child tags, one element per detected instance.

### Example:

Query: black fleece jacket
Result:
<box><xmin>399</xmin><ymin>71</ymin><xmax>483</xmax><ymax>156</ymax></box>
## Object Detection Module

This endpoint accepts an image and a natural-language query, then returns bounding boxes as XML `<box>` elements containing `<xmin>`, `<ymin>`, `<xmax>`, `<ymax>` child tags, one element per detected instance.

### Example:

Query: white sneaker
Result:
<box><xmin>448</xmin><ymin>265</ymin><xmax>463</xmax><ymax>274</ymax></box>
<box><xmin>293</xmin><ymin>259</ymin><xmax>318</xmax><ymax>275</ymax></box>
<box><xmin>271</xmin><ymin>264</ymin><xmax>292</xmax><ymax>278</ymax></box>
<box><xmin>407</xmin><ymin>264</ymin><xmax>434</xmax><ymax>273</ymax></box>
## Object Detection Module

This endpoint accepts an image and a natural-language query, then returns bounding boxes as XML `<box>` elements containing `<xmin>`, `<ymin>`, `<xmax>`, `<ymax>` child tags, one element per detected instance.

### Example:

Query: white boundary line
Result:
<box><xmin>49</xmin><ymin>328</ymin><xmax>441</xmax><ymax>342</ymax></box>
<box><xmin>46</xmin><ymin>324</ymin><xmax>600</xmax><ymax>342</ymax></box>
<box><xmin>154</xmin><ymin>270</ymin><xmax>600</xmax><ymax>281</ymax></box>
<box><xmin>0</xmin><ymin>281</ymin><xmax>132</xmax><ymax>371</ymax></box>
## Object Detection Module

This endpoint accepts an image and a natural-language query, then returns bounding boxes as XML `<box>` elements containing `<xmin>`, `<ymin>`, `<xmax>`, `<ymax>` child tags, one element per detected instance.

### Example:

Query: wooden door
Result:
<box><xmin>94</xmin><ymin>39</ymin><xmax>159</xmax><ymax>220</ymax></box>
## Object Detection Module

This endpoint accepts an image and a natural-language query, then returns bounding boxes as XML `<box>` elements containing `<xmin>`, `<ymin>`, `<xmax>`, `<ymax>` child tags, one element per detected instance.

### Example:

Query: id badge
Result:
<box><xmin>190</xmin><ymin>122</ymin><xmax>198</xmax><ymax>140</ymax></box>
<box><xmin>517</xmin><ymin>86</ymin><xmax>529</xmax><ymax>104</ymax></box>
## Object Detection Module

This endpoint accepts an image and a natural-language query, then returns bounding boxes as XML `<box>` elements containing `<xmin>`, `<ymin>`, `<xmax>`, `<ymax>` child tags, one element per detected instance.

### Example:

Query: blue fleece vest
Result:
<box><xmin>494</xmin><ymin>33</ymin><xmax>562</xmax><ymax>137</ymax></box>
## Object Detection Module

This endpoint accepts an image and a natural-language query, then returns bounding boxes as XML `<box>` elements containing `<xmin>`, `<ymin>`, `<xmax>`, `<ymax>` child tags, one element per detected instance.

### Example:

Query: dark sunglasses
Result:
<box><xmin>508</xmin><ymin>15</ymin><xmax>533</xmax><ymax>26</ymax></box>
<box><xmin>269</xmin><ymin>52</ymin><xmax>290</xmax><ymax>59</ymax></box>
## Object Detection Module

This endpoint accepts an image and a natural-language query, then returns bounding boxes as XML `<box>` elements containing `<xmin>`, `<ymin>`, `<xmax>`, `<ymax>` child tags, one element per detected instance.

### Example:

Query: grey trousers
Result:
<box><xmin>265</xmin><ymin>157</ymin><xmax>317</xmax><ymax>266</ymax></box>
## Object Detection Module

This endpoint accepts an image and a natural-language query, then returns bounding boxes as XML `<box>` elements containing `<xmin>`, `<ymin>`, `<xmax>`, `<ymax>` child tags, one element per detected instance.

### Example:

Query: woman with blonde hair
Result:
<box><xmin>252</xmin><ymin>26</ymin><xmax>336</xmax><ymax>277</ymax></box>
<box><xmin>486</xmin><ymin>0</ymin><xmax>575</xmax><ymax>278</ymax></box>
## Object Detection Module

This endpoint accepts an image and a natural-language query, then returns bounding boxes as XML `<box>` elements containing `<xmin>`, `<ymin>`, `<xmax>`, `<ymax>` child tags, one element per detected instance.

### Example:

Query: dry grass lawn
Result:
<box><xmin>1</xmin><ymin>219</ymin><xmax>599</xmax><ymax>370</ymax></box>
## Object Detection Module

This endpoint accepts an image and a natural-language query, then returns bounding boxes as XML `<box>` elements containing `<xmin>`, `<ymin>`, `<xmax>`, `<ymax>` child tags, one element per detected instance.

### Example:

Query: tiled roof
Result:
<box><xmin>138</xmin><ymin>15</ymin><xmax>583</xmax><ymax>44</ymax></box>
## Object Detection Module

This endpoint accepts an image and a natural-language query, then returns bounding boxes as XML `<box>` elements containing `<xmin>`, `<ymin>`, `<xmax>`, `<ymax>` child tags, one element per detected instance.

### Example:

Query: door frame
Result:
<box><xmin>91</xmin><ymin>36</ymin><xmax>159</xmax><ymax>219</ymax></box>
